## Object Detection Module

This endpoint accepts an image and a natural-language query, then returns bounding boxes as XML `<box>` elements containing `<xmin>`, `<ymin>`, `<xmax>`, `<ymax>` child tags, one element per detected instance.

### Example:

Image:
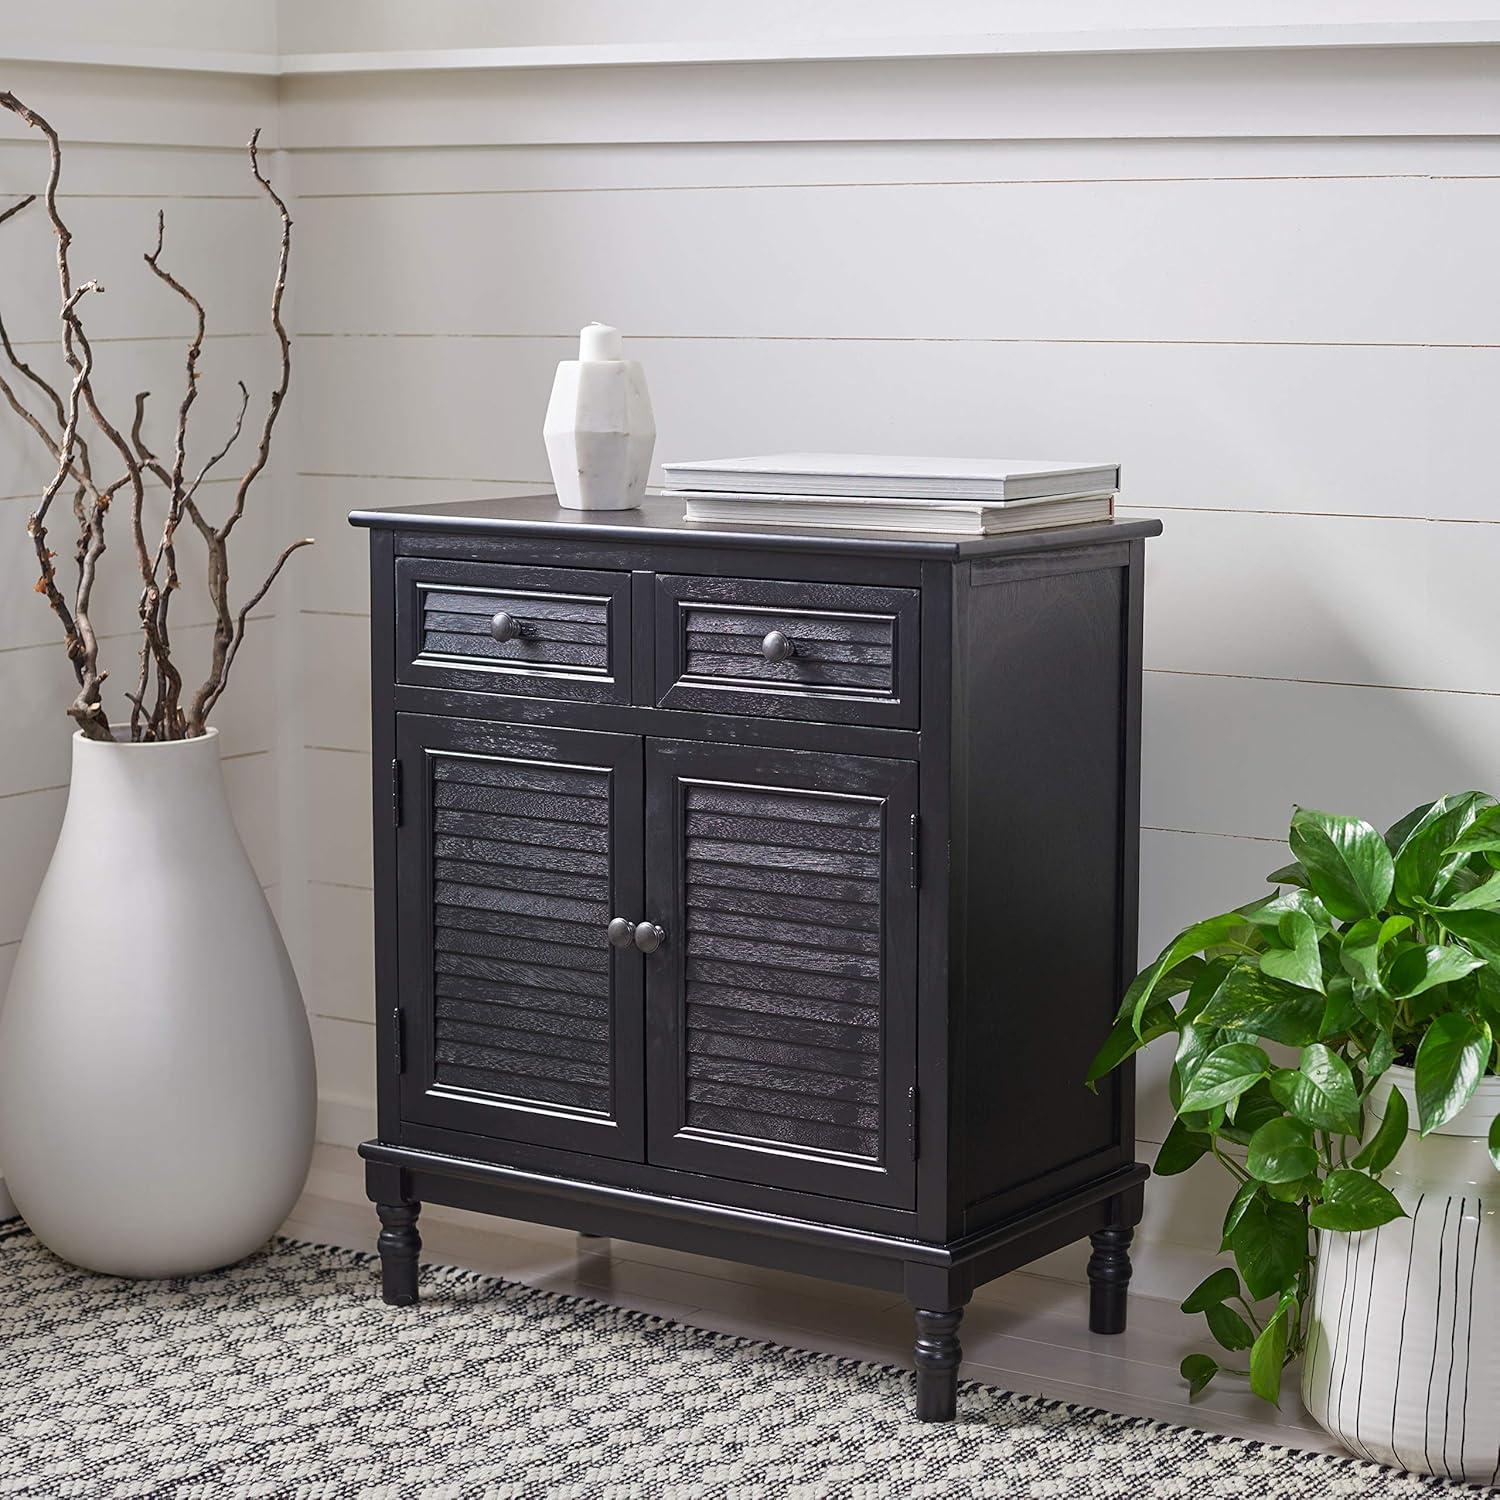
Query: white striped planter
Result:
<box><xmin>1301</xmin><ymin>1066</ymin><xmax>1499</xmax><ymax>1485</ymax></box>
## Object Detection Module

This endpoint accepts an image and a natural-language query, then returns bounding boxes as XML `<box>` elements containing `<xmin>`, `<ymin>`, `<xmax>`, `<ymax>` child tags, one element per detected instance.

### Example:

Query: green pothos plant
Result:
<box><xmin>1089</xmin><ymin>793</ymin><xmax>1500</xmax><ymax>1405</ymax></box>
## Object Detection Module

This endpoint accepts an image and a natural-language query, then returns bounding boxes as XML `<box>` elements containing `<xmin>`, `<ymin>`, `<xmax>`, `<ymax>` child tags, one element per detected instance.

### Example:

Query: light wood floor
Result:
<box><xmin>286</xmin><ymin>1144</ymin><xmax>1337</xmax><ymax>1457</ymax></box>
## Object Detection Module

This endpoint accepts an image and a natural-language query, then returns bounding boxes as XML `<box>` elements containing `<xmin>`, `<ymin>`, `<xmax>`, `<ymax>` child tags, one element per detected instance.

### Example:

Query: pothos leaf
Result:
<box><xmin>1269</xmin><ymin>1044</ymin><xmax>1361</xmax><ymax>1136</ymax></box>
<box><xmin>1288</xmin><ymin>807</ymin><xmax>1393</xmax><ymax>922</ymax></box>
<box><xmin>1181</xmin><ymin>1353</ymin><xmax>1219</xmax><ymax>1398</ymax></box>
<box><xmin>1308</xmin><ymin>1169</ymin><xmax>1405</xmax><ymax>1231</ymax></box>
<box><xmin>1249</xmin><ymin>1294</ymin><xmax>1296</xmax><ymax>1405</ymax></box>
<box><xmin>1350</xmin><ymin>1084</ymin><xmax>1409</xmax><ymax>1174</ymax></box>
<box><xmin>1413</xmin><ymin>1013</ymin><xmax>1492</xmax><ymax>1135</ymax></box>
<box><xmin>1180</xmin><ymin>1043</ymin><xmax>1272</xmax><ymax>1113</ymax></box>
<box><xmin>1221</xmin><ymin>1178</ymin><xmax>1260</xmax><ymax>1251</ymax></box>
<box><xmin>1231</xmin><ymin>1196</ymin><xmax>1306</xmax><ymax>1300</ymax></box>
<box><xmin>1120</xmin><ymin>916</ymin><xmax>1251</xmax><ymax>1030</ymax></box>
<box><xmin>1259</xmin><ymin>911</ymin><xmax>1326</xmax><ymax>994</ymax></box>
<box><xmin>1154</xmin><ymin>1116</ymin><xmax>1211</xmax><ymax>1177</ymax></box>
<box><xmin>1246</xmin><ymin>1116</ymin><xmax>1318</xmax><ymax>1184</ymax></box>
<box><xmin>1205</xmin><ymin>1302</ymin><xmax>1256</xmax><ymax>1351</ymax></box>
<box><xmin>1180</xmin><ymin>1266</ymin><xmax>1240</xmax><ymax>1313</ymax></box>
<box><xmin>1195</xmin><ymin>965</ymin><xmax>1323</xmax><ymax>1047</ymax></box>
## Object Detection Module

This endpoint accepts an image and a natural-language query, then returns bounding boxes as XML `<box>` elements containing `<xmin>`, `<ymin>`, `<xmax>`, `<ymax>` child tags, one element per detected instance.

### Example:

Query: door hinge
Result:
<box><xmin>907</xmin><ymin>1085</ymin><xmax>920</xmax><ymax>1160</ymax></box>
<box><xmin>908</xmin><ymin>813</ymin><xmax>921</xmax><ymax>890</ymax></box>
<box><xmin>391</xmin><ymin>758</ymin><xmax>404</xmax><ymax>828</ymax></box>
<box><xmin>392</xmin><ymin>1007</ymin><xmax>406</xmax><ymax>1074</ymax></box>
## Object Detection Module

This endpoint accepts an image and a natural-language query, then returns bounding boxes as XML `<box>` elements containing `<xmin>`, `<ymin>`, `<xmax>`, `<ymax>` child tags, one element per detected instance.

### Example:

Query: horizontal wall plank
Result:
<box><xmin>306</xmin><ymin>747</ymin><xmax>373</xmax><ymax>889</ymax></box>
<box><xmin>290</xmin><ymin>175</ymin><xmax>1499</xmax><ymax>346</ymax></box>
<box><xmin>0</xmin><ymin>193</ymin><xmax>285</xmax><ymax>345</ymax></box>
<box><xmin>0</xmin><ymin>139</ymin><xmax>263</xmax><ymax>197</ymax></box>
<box><xmin>292</xmin><ymin>333</ymin><xmax>1499</xmax><ymax>522</ymax></box>
<box><xmin>288</xmin><ymin>135</ymin><xmax>1500</xmax><ymax>199</ymax></box>
<box><xmin>311</xmin><ymin>1013</ymin><xmax>375</xmax><ymax>1109</ymax></box>
<box><xmin>1142</xmin><ymin>671</ymin><xmax>1500</xmax><ymax>843</ymax></box>
<box><xmin>0</xmin><ymin>61</ymin><xmax>277</xmax><ymax>149</ymax></box>
<box><xmin>303</xmin><ymin>880</ymin><xmax>374</xmax><ymax>1024</ymax></box>
<box><xmin>1141</xmin><ymin>507</ymin><xmax>1500</xmax><ymax>697</ymax></box>
<box><xmin>297</xmin><ymin>475</ymin><xmax>532</xmax><ymax>616</ymax></box>
<box><xmin>301</xmin><ymin>612</ymin><xmax>370</xmax><ymax>754</ymax></box>
<box><xmin>279</xmin><ymin>46</ymin><xmax>1500</xmax><ymax>149</ymax></box>
<box><xmin>0</xmin><ymin>330</ymin><xmax>276</xmax><ymax>522</ymax></box>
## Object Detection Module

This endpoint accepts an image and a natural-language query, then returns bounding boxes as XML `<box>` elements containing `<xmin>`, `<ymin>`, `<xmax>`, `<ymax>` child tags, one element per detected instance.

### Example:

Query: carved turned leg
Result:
<box><xmin>1087</xmin><ymin>1225</ymin><xmax>1133</xmax><ymax>1334</ymax></box>
<box><xmin>376</xmin><ymin>1201</ymin><xmax>422</xmax><ymax>1307</ymax></box>
<box><xmin>913</xmin><ymin>1306</ymin><xmax>965</xmax><ymax>1421</ymax></box>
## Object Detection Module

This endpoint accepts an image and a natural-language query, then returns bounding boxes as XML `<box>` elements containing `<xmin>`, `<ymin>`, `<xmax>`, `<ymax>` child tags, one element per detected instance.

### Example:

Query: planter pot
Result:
<box><xmin>1301</xmin><ymin>1064</ymin><xmax>1499</xmax><ymax>1484</ymax></box>
<box><xmin>0</xmin><ymin>729</ymin><xmax>315</xmax><ymax>1277</ymax></box>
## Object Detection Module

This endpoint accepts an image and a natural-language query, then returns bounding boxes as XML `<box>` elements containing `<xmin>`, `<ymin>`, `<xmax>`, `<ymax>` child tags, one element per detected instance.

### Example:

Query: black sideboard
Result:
<box><xmin>350</xmin><ymin>494</ymin><xmax>1160</xmax><ymax>1420</ymax></box>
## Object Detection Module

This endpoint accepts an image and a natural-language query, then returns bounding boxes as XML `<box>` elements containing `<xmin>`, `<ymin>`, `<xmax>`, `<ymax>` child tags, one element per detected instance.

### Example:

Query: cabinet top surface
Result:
<box><xmin>349</xmin><ymin>492</ymin><xmax>1162</xmax><ymax>560</ymax></box>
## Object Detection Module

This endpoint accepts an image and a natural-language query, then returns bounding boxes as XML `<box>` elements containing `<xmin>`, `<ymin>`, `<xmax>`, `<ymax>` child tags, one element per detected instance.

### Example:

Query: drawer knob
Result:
<box><xmin>490</xmin><ymin>610</ymin><xmax>525</xmax><ymax>643</ymax></box>
<box><xmin>606</xmin><ymin>917</ymin><xmax>635</xmax><ymax>949</ymax></box>
<box><xmin>632</xmin><ymin>921</ymin><xmax>666</xmax><ymax>954</ymax></box>
<box><xmin>760</xmin><ymin>629</ymin><xmax>796</xmax><ymax>664</ymax></box>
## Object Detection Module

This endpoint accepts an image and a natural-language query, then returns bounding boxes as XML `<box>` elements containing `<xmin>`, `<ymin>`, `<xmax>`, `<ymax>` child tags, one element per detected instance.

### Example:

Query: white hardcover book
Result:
<box><xmin>678</xmin><ymin>491</ymin><xmax>1115</xmax><ymax>537</ymax></box>
<box><xmin>661</xmin><ymin>453</ymin><xmax>1121</xmax><ymax>503</ymax></box>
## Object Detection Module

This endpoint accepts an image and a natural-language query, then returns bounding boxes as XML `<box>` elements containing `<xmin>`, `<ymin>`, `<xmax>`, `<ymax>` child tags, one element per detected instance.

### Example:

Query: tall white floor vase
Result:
<box><xmin>0</xmin><ymin>729</ymin><xmax>315</xmax><ymax>1277</ymax></box>
<box><xmin>1301</xmin><ymin>1066</ymin><xmax>1498</xmax><ymax>1484</ymax></box>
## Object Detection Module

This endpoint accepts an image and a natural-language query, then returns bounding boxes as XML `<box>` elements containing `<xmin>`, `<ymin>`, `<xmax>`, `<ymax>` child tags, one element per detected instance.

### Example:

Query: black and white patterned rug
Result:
<box><xmin>0</xmin><ymin>1218</ymin><xmax>1489</xmax><ymax>1498</ymax></box>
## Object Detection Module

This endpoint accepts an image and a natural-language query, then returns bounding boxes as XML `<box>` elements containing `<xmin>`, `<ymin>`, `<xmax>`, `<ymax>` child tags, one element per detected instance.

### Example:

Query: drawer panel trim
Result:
<box><xmin>656</xmin><ymin>574</ymin><xmax>919</xmax><ymax>728</ymax></box>
<box><xmin>396</xmin><ymin>557</ymin><xmax>632</xmax><ymax>705</ymax></box>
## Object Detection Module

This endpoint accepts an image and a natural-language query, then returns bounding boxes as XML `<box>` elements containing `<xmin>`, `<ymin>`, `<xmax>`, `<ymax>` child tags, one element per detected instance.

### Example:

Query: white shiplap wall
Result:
<box><xmin>276</xmin><ymin>20</ymin><xmax>1500</xmax><ymax>1295</ymax></box>
<box><xmin>4</xmin><ymin>6</ymin><xmax>1499</xmax><ymax>1292</ymax></box>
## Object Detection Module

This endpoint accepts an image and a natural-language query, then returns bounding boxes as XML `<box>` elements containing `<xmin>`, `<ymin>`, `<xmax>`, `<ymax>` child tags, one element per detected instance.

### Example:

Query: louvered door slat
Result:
<box><xmin>397</xmin><ymin>716</ymin><xmax>644</xmax><ymax>1161</ymax></box>
<box><xmin>645</xmin><ymin>739</ymin><xmax>918</xmax><ymax>1208</ymax></box>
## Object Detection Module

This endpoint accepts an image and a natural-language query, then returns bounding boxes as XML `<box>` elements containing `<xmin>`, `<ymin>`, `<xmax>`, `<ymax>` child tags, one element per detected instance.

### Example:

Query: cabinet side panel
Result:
<box><xmin>956</xmin><ymin>552</ymin><xmax>1134</xmax><ymax>1227</ymax></box>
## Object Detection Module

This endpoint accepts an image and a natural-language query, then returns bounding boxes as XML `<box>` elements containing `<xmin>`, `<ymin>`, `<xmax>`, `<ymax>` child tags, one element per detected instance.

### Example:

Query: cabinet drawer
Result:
<box><xmin>654</xmin><ymin>574</ymin><xmax>919</xmax><ymax>728</ymax></box>
<box><xmin>396</xmin><ymin>557</ymin><xmax>631</xmax><ymax>704</ymax></box>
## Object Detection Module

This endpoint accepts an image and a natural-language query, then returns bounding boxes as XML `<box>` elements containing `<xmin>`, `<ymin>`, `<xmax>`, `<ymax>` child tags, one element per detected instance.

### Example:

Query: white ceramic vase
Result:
<box><xmin>1301</xmin><ymin>1065</ymin><xmax>1499</xmax><ymax>1484</ymax></box>
<box><xmin>0</xmin><ymin>729</ymin><xmax>315</xmax><ymax>1277</ymax></box>
<box><xmin>543</xmin><ymin>322</ymin><xmax>655</xmax><ymax>510</ymax></box>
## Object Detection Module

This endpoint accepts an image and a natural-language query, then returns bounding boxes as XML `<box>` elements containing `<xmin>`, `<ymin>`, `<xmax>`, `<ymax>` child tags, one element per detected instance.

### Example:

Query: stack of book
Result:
<box><xmin>661</xmin><ymin>453</ymin><xmax>1120</xmax><ymax>537</ymax></box>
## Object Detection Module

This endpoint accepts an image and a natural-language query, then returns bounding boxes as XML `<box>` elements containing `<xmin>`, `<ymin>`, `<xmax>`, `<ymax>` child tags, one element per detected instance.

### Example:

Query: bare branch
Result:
<box><xmin>220</xmin><ymin>130</ymin><xmax>291</xmax><ymax>545</ymax></box>
<box><xmin>187</xmin><ymin>380</ymin><xmax>249</xmax><ymax>502</ymax></box>
<box><xmin>0</xmin><ymin>193</ymin><xmax>35</xmax><ymax>229</ymax></box>
<box><xmin>197</xmin><ymin>538</ymin><xmax>313</xmax><ymax>723</ymax></box>
<box><xmin>188</xmin><ymin>130</ymin><xmax>297</xmax><ymax>734</ymax></box>
<box><xmin>1</xmin><ymin>97</ymin><xmax>296</xmax><ymax>742</ymax></box>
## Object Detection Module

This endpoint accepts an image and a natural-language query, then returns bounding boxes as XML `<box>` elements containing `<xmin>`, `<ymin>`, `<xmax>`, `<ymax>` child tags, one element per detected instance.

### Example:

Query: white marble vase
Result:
<box><xmin>0</xmin><ymin>729</ymin><xmax>316</xmax><ymax>1277</ymax></box>
<box><xmin>543</xmin><ymin>323</ymin><xmax>655</xmax><ymax>510</ymax></box>
<box><xmin>1301</xmin><ymin>1065</ymin><xmax>1499</xmax><ymax>1484</ymax></box>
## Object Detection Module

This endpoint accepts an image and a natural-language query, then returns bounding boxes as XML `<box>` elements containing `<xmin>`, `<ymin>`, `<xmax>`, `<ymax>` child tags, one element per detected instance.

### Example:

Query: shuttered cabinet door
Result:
<box><xmin>643</xmin><ymin>739</ymin><xmax>918</xmax><ymax>1208</ymax></box>
<box><xmin>395</xmin><ymin>715</ymin><xmax>644</xmax><ymax>1160</ymax></box>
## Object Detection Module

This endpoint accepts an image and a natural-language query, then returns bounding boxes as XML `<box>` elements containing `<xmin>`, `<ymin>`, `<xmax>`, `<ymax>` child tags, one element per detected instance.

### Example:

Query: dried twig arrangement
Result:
<box><xmin>0</xmin><ymin>92</ymin><xmax>311</xmax><ymax>741</ymax></box>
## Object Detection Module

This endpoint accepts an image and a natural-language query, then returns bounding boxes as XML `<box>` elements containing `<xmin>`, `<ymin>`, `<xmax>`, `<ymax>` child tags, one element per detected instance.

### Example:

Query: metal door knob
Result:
<box><xmin>633</xmin><ymin>922</ymin><xmax>666</xmax><ymax>954</ymax></box>
<box><xmin>606</xmin><ymin>917</ymin><xmax>635</xmax><ymax>949</ymax></box>
<box><xmin>760</xmin><ymin>629</ymin><xmax>796</xmax><ymax>663</ymax></box>
<box><xmin>490</xmin><ymin>610</ymin><xmax>524</xmax><ymax>643</ymax></box>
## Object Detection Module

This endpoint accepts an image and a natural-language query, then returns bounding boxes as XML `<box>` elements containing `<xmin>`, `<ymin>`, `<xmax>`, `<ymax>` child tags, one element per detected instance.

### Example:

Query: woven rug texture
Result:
<box><xmin>0</xmin><ymin>1220</ymin><xmax>1492</xmax><ymax>1499</ymax></box>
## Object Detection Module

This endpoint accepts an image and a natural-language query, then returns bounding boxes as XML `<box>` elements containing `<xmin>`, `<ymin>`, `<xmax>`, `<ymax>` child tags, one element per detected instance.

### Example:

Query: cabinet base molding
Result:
<box><xmin>363</xmin><ymin>1142</ymin><xmax>1144</xmax><ymax>1417</ymax></box>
